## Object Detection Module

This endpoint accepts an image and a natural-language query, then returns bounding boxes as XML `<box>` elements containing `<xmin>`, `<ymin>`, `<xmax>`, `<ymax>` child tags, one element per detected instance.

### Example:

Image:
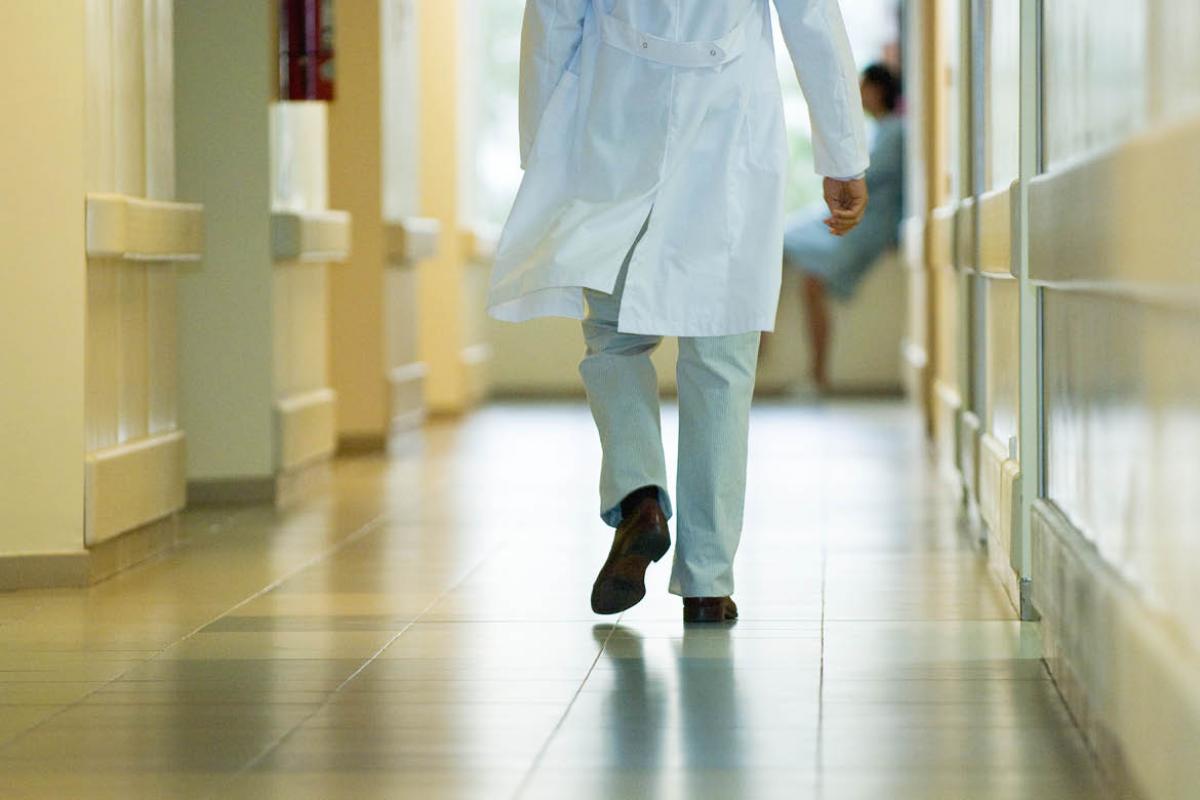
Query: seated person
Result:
<box><xmin>778</xmin><ymin>63</ymin><xmax>905</xmax><ymax>391</ymax></box>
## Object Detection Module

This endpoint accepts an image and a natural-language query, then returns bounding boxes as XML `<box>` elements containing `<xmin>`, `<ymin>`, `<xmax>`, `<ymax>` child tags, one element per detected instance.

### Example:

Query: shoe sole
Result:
<box><xmin>590</xmin><ymin>529</ymin><xmax>670</xmax><ymax>615</ymax></box>
<box><xmin>683</xmin><ymin>606</ymin><xmax>738</xmax><ymax>623</ymax></box>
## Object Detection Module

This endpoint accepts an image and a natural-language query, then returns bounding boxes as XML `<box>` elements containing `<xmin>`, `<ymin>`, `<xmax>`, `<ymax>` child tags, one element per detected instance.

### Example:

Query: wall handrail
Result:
<box><xmin>271</xmin><ymin>208</ymin><xmax>352</xmax><ymax>263</ymax></box>
<box><xmin>384</xmin><ymin>216</ymin><xmax>441</xmax><ymax>267</ymax></box>
<box><xmin>85</xmin><ymin>193</ymin><xmax>204</xmax><ymax>262</ymax></box>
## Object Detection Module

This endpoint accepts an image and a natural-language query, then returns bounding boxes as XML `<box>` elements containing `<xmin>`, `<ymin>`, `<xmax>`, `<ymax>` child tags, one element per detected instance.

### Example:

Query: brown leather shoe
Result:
<box><xmin>590</xmin><ymin>497</ymin><xmax>670</xmax><ymax>615</ymax></box>
<box><xmin>683</xmin><ymin>596</ymin><xmax>738</xmax><ymax>623</ymax></box>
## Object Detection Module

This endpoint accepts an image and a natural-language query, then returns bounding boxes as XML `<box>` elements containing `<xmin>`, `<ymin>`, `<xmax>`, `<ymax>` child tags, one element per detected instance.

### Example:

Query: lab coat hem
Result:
<box><xmin>488</xmin><ymin>293</ymin><xmax>776</xmax><ymax>337</ymax></box>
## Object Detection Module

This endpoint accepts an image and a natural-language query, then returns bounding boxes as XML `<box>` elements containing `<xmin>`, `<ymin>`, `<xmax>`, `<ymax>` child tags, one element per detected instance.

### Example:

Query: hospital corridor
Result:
<box><xmin>0</xmin><ymin>1</ymin><xmax>1196</xmax><ymax>799</ymax></box>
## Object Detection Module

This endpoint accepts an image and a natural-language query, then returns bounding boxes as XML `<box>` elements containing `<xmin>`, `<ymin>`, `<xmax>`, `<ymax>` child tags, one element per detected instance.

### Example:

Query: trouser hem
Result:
<box><xmin>600</xmin><ymin>485</ymin><xmax>674</xmax><ymax>528</ymax></box>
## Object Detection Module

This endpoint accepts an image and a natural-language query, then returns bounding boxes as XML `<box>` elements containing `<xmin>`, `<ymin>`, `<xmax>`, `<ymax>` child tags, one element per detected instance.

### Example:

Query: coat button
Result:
<box><xmin>710</xmin><ymin>49</ymin><xmax>718</xmax><ymax>57</ymax></box>
<box><xmin>641</xmin><ymin>41</ymin><xmax>648</xmax><ymax>49</ymax></box>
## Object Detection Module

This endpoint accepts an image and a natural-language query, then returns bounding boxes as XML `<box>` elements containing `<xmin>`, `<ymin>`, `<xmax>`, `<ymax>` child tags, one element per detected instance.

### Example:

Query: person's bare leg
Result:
<box><xmin>800</xmin><ymin>274</ymin><xmax>832</xmax><ymax>391</ymax></box>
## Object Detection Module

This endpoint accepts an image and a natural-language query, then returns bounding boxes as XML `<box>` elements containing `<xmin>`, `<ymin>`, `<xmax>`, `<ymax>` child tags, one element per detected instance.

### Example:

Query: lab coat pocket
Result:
<box><xmin>528</xmin><ymin>70</ymin><xmax>581</xmax><ymax>165</ymax></box>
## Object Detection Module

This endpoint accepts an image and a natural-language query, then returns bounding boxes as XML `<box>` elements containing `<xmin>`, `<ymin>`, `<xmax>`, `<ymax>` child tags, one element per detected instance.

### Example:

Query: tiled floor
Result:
<box><xmin>0</xmin><ymin>400</ymin><xmax>1109</xmax><ymax>799</ymax></box>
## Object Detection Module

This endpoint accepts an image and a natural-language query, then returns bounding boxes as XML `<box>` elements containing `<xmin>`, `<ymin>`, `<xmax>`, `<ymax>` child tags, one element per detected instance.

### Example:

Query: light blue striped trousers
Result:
<box><xmin>579</xmin><ymin>255</ymin><xmax>760</xmax><ymax>598</ymax></box>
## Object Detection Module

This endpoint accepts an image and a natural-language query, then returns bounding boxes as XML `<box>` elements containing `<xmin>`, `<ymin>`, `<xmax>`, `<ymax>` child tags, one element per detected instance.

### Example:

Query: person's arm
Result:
<box><xmin>771</xmin><ymin>0</ymin><xmax>870</xmax><ymax>180</ymax></box>
<box><xmin>519</xmin><ymin>0</ymin><xmax>589</xmax><ymax>169</ymax></box>
<box><xmin>772</xmin><ymin>0</ymin><xmax>870</xmax><ymax>235</ymax></box>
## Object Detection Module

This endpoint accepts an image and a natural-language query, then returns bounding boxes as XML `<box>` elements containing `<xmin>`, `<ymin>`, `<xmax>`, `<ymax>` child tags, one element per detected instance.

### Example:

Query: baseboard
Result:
<box><xmin>275</xmin><ymin>388</ymin><xmax>337</xmax><ymax>472</ymax></box>
<box><xmin>84</xmin><ymin>430</ymin><xmax>186</xmax><ymax>546</ymax></box>
<box><xmin>0</xmin><ymin>515</ymin><xmax>180</xmax><ymax>590</ymax></box>
<box><xmin>187</xmin><ymin>476</ymin><xmax>277</xmax><ymax>506</ymax></box>
<box><xmin>87</xmin><ymin>514</ymin><xmax>180</xmax><ymax>584</ymax></box>
<box><xmin>337</xmin><ymin>433</ymin><xmax>387</xmax><ymax>454</ymax></box>
<box><xmin>0</xmin><ymin>551</ymin><xmax>91</xmax><ymax>590</ymax></box>
<box><xmin>1033</xmin><ymin>500</ymin><xmax>1199</xmax><ymax>800</ymax></box>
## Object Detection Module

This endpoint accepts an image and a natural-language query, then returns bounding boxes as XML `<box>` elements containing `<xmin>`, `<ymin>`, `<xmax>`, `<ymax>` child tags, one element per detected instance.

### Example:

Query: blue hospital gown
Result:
<box><xmin>782</xmin><ymin>114</ymin><xmax>905</xmax><ymax>300</ymax></box>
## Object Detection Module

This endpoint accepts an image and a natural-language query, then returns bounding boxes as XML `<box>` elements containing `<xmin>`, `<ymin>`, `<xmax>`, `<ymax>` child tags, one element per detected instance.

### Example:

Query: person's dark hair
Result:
<box><xmin>861</xmin><ymin>63</ymin><xmax>902</xmax><ymax>112</ymax></box>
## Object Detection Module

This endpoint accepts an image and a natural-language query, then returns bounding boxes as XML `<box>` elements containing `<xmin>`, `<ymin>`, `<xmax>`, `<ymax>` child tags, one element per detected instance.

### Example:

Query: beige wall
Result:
<box><xmin>329</xmin><ymin>0</ymin><xmax>388</xmax><ymax>441</ymax></box>
<box><xmin>417</xmin><ymin>0</ymin><xmax>475</xmax><ymax>414</ymax></box>
<box><xmin>0</xmin><ymin>3</ymin><xmax>88</xmax><ymax>556</ymax></box>
<box><xmin>329</xmin><ymin>0</ymin><xmax>432</xmax><ymax>444</ymax></box>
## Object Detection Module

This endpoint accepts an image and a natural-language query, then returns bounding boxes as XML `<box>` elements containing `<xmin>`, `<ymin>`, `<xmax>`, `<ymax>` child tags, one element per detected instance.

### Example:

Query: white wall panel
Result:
<box><xmin>1044</xmin><ymin>293</ymin><xmax>1200</xmax><ymax>649</ymax></box>
<box><xmin>270</xmin><ymin>101</ymin><xmax>337</xmax><ymax>468</ymax></box>
<box><xmin>985</xmin><ymin>0</ymin><xmax>1019</xmax><ymax>189</ymax></box>
<box><xmin>143</xmin><ymin>0</ymin><xmax>175</xmax><ymax>200</ymax></box>
<box><xmin>116</xmin><ymin>263</ymin><xmax>150</xmax><ymax>443</ymax></box>
<box><xmin>382</xmin><ymin>0</ymin><xmax>422</xmax><ymax>220</ymax></box>
<box><xmin>85</xmin><ymin>0</ymin><xmax>115</xmax><ymax>193</ymax></box>
<box><xmin>81</xmin><ymin>0</ymin><xmax>185</xmax><ymax>546</ymax></box>
<box><xmin>1043</xmin><ymin>0</ymin><xmax>1148</xmax><ymax>168</ymax></box>
<box><xmin>86</xmin><ymin>260</ymin><xmax>122</xmax><ymax>453</ymax></box>
<box><xmin>146</xmin><ymin>267</ymin><xmax>178</xmax><ymax>435</ymax></box>
<box><xmin>111</xmin><ymin>0</ymin><xmax>146</xmax><ymax>197</ymax></box>
<box><xmin>1152</xmin><ymin>3</ymin><xmax>1200</xmax><ymax>122</ymax></box>
<box><xmin>271</xmin><ymin>103</ymin><xmax>330</xmax><ymax>213</ymax></box>
<box><xmin>984</xmin><ymin>277</ymin><xmax>1017</xmax><ymax>446</ymax></box>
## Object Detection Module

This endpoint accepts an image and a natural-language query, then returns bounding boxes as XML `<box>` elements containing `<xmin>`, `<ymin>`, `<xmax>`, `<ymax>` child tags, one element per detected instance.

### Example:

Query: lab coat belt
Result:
<box><xmin>593</xmin><ymin>0</ymin><xmax>758</xmax><ymax>69</ymax></box>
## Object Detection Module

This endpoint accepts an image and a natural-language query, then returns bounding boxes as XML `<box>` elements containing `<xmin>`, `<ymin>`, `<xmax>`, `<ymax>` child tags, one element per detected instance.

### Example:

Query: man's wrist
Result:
<box><xmin>828</xmin><ymin>172</ymin><xmax>865</xmax><ymax>182</ymax></box>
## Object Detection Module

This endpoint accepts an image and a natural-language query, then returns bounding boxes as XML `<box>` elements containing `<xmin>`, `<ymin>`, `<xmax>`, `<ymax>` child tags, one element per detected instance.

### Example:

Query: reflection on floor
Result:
<box><xmin>0</xmin><ymin>400</ymin><xmax>1109</xmax><ymax>799</ymax></box>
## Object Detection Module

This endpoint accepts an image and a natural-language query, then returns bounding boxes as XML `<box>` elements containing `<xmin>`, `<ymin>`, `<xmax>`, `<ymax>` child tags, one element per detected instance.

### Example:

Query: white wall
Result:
<box><xmin>174</xmin><ymin>0</ymin><xmax>276</xmax><ymax>482</ymax></box>
<box><xmin>270</xmin><ymin>102</ymin><xmax>334</xmax><ymax>407</ymax></box>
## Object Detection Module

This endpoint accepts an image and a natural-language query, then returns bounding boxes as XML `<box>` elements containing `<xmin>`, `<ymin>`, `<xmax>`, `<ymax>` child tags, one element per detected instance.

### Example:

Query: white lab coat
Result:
<box><xmin>487</xmin><ymin>0</ymin><xmax>869</xmax><ymax>336</ymax></box>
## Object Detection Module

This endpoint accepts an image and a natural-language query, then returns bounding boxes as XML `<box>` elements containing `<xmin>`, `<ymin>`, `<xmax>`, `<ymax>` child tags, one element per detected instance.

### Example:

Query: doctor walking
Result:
<box><xmin>489</xmin><ymin>0</ymin><xmax>870</xmax><ymax>622</ymax></box>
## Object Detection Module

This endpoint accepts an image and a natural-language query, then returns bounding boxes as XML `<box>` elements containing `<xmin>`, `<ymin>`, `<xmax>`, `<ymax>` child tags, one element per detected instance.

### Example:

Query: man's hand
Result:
<box><xmin>823</xmin><ymin>177</ymin><xmax>868</xmax><ymax>237</ymax></box>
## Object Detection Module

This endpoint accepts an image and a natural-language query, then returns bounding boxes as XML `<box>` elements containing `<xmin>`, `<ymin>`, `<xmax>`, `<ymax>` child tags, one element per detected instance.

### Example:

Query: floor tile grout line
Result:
<box><xmin>0</xmin><ymin>509</ymin><xmax>394</xmax><ymax>753</ymax></box>
<box><xmin>200</xmin><ymin>534</ymin><xmax>515</xmax><ymax>798</ymax></box>
<box><xmin>510</xmin><ymin>621</ymin><xmax>619</xmax><ymax>800</ymax></box>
